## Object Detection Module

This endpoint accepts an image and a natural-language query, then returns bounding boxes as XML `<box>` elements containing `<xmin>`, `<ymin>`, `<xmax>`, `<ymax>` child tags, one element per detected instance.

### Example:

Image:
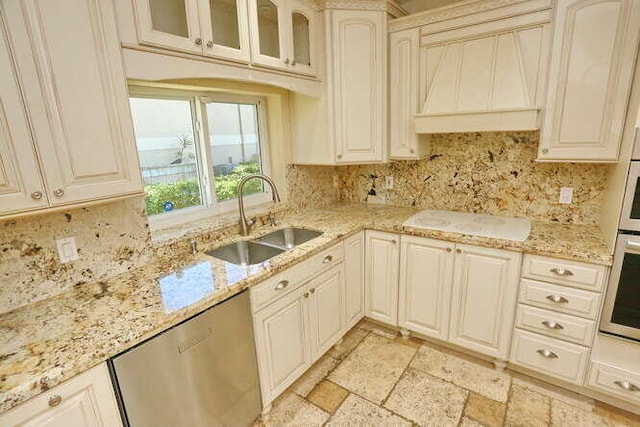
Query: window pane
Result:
<box><xmin>129</xmin><ymin>97</ymin><xmax>203</xmax><ymax>215</ymax></box>
<box><xmin>205</xmin><ymin>102</ymin><xmax>264</xmax><ymax>201</ymax></box>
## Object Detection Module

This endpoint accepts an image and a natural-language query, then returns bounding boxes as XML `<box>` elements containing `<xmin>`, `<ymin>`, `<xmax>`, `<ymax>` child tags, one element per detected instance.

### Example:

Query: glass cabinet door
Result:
<box><xmin>133</xmin><ymin>0</ymin><xmax>203</xmax><ymax>53</ymax></box>
<box><xmin>249</xmin><ymin>0</ymin><xmax>287</xmax><ymax>69</ymax></box>
<box><xmin>200</xmin><ymin>0</ymin><xmax>251</xmax><ymax>62</ymax></box>
<box><xmin>290</xmin><ymin>10</ymin><xmax>313</xmax><ymax>74</ymax></box>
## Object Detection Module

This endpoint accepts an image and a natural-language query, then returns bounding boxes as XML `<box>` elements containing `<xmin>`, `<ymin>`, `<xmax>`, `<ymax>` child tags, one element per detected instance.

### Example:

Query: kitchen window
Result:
<box><xmin>129</xmin><ymin>89</ymin><xmax>271</xmax><ymax>229</ymax></box>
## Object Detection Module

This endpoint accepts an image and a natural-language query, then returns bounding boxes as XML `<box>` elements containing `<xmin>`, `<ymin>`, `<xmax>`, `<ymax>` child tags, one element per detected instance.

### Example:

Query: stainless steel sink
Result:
<box><xmin>256</xmin><ymin>227</ymin><xmax>323</xmax><ymax>250</ymax></box>
<box><xmin>205</xmin><ymin>241</ymin><xmax>285</xmax><ymax>266</ymax></box>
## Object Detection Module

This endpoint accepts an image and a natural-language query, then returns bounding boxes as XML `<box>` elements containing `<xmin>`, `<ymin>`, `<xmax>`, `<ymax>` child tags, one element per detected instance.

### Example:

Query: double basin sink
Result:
<box><xmin>205</xmin><ymin>227</ymin><xmax>323</xmax><ymax>266</ymax></box>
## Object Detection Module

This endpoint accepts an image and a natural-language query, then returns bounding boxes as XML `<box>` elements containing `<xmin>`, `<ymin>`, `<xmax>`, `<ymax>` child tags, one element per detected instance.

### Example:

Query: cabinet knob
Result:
<box><xmin>542</xmin><ymin>148</ymin><xmax>549</xmax><ymax>154</ymax></box>
<box><xmin>52</xmin><ymin>188</ymin><xmax>65</xmax><ymax>197</ymax></box>
<box><xmin>206</xmin><ymin>40</ymin><xmax>214</xmax><ymax>48</ymax></box>
<box><xmin>284</xmin><ymin>58</ymin><xmax>290</xmax><ymax>65</ymax></box>
<box><xmin>541</xmin><ymin>320</ymin><xmax>564</xmax><ymax>330</ymax></box>
<box><xmin>536</xmin><ymin>349</ymin><xmax>558</xmax><ymax>359</ymax></box>
<box><xmin>545</xmin><ymin>293</ymin><xmax>569</xmax><ymax>304</ymax></box>
<box><xmin>446</xmin><ymin>247</ymin><xmax>452</xmax><ymax>253</ymax></box>
<box><xmin>291</xmin><ymin>59</ymin><xmax>296</xmax><ymax>66</ymax></box>
<box><xmin>456</xmin><ymin>248</ymin><xmax>461</xmax><ymax>254</ymax></box>
<box><xmin>391</xmin><ymin>240</ymin><xmax>397</xmax><ymax>245</ymax></box>
<box><xmin>550</xmin><ymin>267</ymin><xmax>573</xmax><ymax>277</ymax></box>
<box><xmin>48</xmin><ymin>395</ymin><xmax>62</xmax><ymax>407</ymax></box>
<box><xmin>194</xmin><ymin>38</ymin><xmax>202</xmax><ymax>46</ymax></box>
<box><xmin>303</xmin><ymin>292</ymin><xmax>309</xmax><ymax>298</ymax></box>
<box><xmin>309</xmin><ymin>288</ymin><xmax>315</xmax><ymax>294</ymax></box>
<box><xmin>323</xmin><ymin>255</ymin><xmax>333</xmax><ymax>264</ymax></box>
<box><xmin>337</xmin><ymin>154</ymin><xmax>342</xmax><ymax>159</ymax></box>
<box><xmin>614</xmin><ymin>380</ymin><xmax>640</xmax><ymax>392</ymax></box>
<box><xmin>31</xmin><ymin>191</ymin><xmax>43</xmax><ymax>200</ymax></box>
<box><xmin>274</xmin><ymin>280</ymin><xmax>289</xmax><ymax>291</ymax></box>
<box><xmin>409</xmin><ymin>148</ymin><xmax>415</xmax><ymax>154</ymax></box>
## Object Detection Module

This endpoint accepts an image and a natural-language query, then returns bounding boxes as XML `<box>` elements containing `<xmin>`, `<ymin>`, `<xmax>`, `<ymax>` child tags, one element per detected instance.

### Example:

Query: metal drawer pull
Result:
<box><xmin>541</xmin><ymin>320</ymin><xmax>564</xmax><ymax>330</ymax></box>
<box><xmin>323</xmin><ymin>255</ymin><xmax>333</xmax><ymax>263</ymax></box>
<box><xmin>546</xmin><ymin>294</ymin><xmax>569</xmax><ymax>304</ymax></box>
<box><xmin>614</xmin><ymin>380</ymin><xmax>640</xmax><ymax>392</ymax></box>
<box><xmin>550</xmin><ymin>267</ymin><xmax>573</xmax><ymax>277</ymax></box>
<box><xmin>536</xmin><ymin>349</ymin><xmax>558</xmax><ymax>359</ymax></box>
<box><xmin>48</xmin><ymin>395</ymin><xmax>62</xmax><ymax>407</ymax></box>
<box><xmin>274</xmin><ymin>280</ymin><xmax>289</xmax><ymax>291</ymax></box>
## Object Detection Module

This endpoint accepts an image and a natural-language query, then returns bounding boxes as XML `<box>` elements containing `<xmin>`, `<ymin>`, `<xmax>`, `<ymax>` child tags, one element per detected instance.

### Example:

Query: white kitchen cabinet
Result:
<box><xmin>0</xmin><ymin>21</ymin><xmax>48</xmax><ymax>214</ymax></box>
<box><xmin>1</xmin><ymin>0</ymin><xmax>143</xmax><ymax>217</ymax></box>
<box><xmin>365</xmin><ymin>231</ymin><xmax>400</xmax><ymax>325</ymax></box>
<box><xmin>0</xmin><ymin>363</ymin><xmax>122</xmax><ymax>427</ymax></box>
<box><xmin>398</xmin><ymin>236</ymin><xmax>454</xmax><ymax>341</ymax></box>
<box><xmin>248</xmin><ymin>0</ymin><xmax>318</xmax><ymax>75</ymax></box>
<box><xmin>133</xmin><ymin>0</ymin><xmax>251</xmax><ymax>62</ymax></box>
<box><xmin>344</xmin><ymin>232</ymin><xmax>365</xmax><ymax>329</ymax></box>
<box><xmin>307</xmin><ymin>265</ymin><xmax>346</xmax><ymax>358</ymax></box>
<box><xmin>253</xmin><ymin>284</ymin><xmax>310</xmax><ymax>406</ymax></box>
<box><xmin>539</xmin><ymin>0</ymin><xmax>640</xmax><ymax>161</ymax></box>
<box><xmin>389</xmin><ymin>28</ymin><xmax>430</xmax><ymax>159</ymax></box>
<box><xmin>449</xmin><ymin>244</ymin><xmax>522</xmax><ymax>361</ymax></box>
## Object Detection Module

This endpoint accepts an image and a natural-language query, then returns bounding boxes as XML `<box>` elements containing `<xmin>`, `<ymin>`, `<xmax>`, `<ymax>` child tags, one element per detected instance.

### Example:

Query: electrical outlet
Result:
<box><xmin>333</xmin><ymin>175</ymin><xmax>339</xmax><ymax>189</ymax></box>
<box><xmin>559</xmin><ymin>187</ymin><xmax>573</xmax><ymax>204</ymax></box>
<box><xmin>56</xmin><ymin>237</ymin><xmax>78</xmax><ymax>263</ymax></box>
<box><xmin>385</xmin><ymin>176</ymin><xmax>394</xmax><ymax>190</ymax></box>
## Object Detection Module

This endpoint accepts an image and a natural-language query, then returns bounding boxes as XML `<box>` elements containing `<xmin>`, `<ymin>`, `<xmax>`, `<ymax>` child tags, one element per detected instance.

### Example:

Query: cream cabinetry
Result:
<box><xmin>0</xmin><ymin>0</ymin><xmax>143</xmax><ymax>218</ymax></box>
<box><xmin>251</xmin><ymin>241</ymin><xmax>348</xmax><ymax>407</ymax></box>
<box><xmin>510</xmin><ymin>255</ymin><xmax>608</xmax><ymax>385</ymax></box>
<box><xmin>344</xmin><ymin>232</ymin><xmax>365</xmax><ymax>329</ymax></box>
<box><xmin>365</xmin><ymin>231</ymin><xmax>400</xmax><ymax>325</ymax></box>
<box><xmin>0</xmin><ymin>363</ymin><xmax>122</xmax><ymax>427</ymax></box>
<box><xmin>539</xmin><ymin>0</ymin><xmax>640</xmax><ymax>161</ymax></box>
<box><xmin>248</xmin><ymin>0</ymin><xmax>318</xmax><ymax>75</ymax></box>
<box><xmin>132</xmin><ymin>0</ymin><xmax>251</xmax><ymax>62</ymax></box>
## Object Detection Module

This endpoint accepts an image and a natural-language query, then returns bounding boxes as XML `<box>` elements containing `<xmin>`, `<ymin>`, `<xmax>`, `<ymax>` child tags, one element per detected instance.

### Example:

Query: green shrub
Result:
<box><xmin>144</xmin><ymin>179</ymin><xmax>201</xmax><ymax>215</ymax></box>
<box><xmin>214</xmin><ymin>162</ymin><xmax>262</xmax><ymax>201</ymax></box>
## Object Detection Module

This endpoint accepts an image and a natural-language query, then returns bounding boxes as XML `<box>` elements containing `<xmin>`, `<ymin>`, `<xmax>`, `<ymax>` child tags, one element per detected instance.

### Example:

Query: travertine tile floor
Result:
<box><xmin>255</xmin><ymin>320</ymin><xmax>640</xmax><ymax>426</ymax></box>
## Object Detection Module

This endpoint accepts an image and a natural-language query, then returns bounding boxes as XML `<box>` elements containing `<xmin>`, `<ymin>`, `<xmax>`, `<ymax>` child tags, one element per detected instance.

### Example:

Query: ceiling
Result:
<box><xmin>396</xmin><ymin>0</ymin><xmax>468</xmax><ymax>14</ymax></box>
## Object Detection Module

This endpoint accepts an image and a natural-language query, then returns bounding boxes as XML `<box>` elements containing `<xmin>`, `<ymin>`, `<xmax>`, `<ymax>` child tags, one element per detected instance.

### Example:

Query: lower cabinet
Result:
<box><xmin>395</xmin><ymin>236</ymin><xmax>522</xmax><ymax>361</ymax></box>
<box><xmin>0</xmin><ymin>363</ymin><xmax>122</xmax><ymax>427</ymax></box>
<box><xmin>365</xmin><ymin>231</ymin><xmax>400</xmax><ymax>325</ymax></box>
<box><xmin>252</xmin><ymin>239</ymin><xmax>353</xmax><ymax>407</ymax></box>
<box><xmin>343</xmin><ymin>232</ymin><xmax>365</xmax><ymax>329</ymax></box>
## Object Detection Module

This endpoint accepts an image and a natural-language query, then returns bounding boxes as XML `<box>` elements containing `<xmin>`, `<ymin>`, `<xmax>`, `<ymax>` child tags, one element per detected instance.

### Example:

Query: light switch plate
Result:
<box><xmin>559</xmin><ymin>187</ymin><xmax>573</xmax><ymax>204</ymax></box>
<box><xmin>56</xmin><ymin>237</ymin><xmax>79</xmax><ymax>263</ymax></box>
<box><xmin>385</xmin><ymin>176</ymin><xmax>394</xmax><ymax>190</ymax></box>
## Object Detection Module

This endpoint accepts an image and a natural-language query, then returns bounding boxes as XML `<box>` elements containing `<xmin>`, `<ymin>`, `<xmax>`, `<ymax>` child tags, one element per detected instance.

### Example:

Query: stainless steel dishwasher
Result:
<box><xmin>110</xmin><ymin>291</ymin><xmax>261</xmax><ymax>427</ymax></box>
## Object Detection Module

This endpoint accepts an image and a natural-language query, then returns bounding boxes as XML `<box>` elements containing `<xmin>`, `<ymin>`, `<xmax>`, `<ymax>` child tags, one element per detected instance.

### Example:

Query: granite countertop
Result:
<box><xmin>0</xmin><ymin>203</ymin><xmax>612</xmax><ymax>413</ymax></box>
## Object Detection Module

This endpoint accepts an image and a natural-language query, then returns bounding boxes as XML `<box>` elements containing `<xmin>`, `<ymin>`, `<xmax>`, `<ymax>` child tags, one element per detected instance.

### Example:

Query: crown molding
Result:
<box><xmin>321</xmin><ymin>0</ymin><xmax>408</xmax><ymax>18</ymax></box>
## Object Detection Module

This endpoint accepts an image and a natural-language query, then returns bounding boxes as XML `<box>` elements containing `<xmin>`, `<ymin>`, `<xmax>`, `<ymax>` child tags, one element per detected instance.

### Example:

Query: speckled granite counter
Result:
<box><xmin>0</xmin><ymin>203</ymin><xmax>612</xmax><ymax>413</ymax></box>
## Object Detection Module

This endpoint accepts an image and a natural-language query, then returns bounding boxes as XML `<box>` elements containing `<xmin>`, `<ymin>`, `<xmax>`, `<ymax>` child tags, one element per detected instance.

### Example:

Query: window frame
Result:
<box><xmin>128</xmin><ymin>86</ymin><xmax>273</xmax><ymax>231</ymax></box>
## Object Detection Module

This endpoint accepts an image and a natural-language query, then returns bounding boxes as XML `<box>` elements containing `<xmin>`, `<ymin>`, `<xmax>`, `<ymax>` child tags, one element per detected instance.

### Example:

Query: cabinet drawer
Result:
<box><xmin>510</xmin><ymin>330</ymin><xmax>589</xmax><ymax>384</ymax></box>
<box><xmin>251</xmin><ymin>242</ymin><xmax>344</xmax><ymax>313</ymax></box>
<box><xmin>519</xmin><ymin>279</ymin><xmax>601</xmax><ymax>319</ymax></box>
<box><xmin>521</xmin><ymin>255</ymin><xmax>607</xmax><ymax>291</ymax></box>
<box><xmin>587</xmin><ymin>361</ymin><xmax>640</xmax><ymax>405</ymax></box>
<box><xmin>515</xmin><ymin>304</ymin><xmax>596</xmax><ymax>346</ymax></box>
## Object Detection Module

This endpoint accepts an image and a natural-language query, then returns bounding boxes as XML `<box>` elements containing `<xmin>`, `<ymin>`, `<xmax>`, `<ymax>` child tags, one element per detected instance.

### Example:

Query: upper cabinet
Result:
<box><xmin>133</xmin><ymin>0</ymin><xmax>251</xmax><ymax>62</ymax></box>
<box><xmin>538</xmin><ymin>0</ymin><xmax>640</xmax><ymax>161</ymax></box>
<box><xmin>248</xmin><ymin>0</ymin><xmax>318</xmax><ymax>75</ymax></box>
<box><xmin>0</xmin><ymin>0</ymin><xmax>143</xmax><ymax>218</ymax></box>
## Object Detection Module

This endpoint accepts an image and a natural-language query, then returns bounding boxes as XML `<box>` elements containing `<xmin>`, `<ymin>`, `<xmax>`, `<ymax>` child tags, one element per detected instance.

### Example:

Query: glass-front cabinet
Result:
<box><xmin>248</xmin><ymin>0</ymin><xmax>317</xmax><ymax>76</ymax></box>
<box><xmin>133</xmin><ymin>0</ymin><xmax>250</xmax><ymax>62</ymax></box>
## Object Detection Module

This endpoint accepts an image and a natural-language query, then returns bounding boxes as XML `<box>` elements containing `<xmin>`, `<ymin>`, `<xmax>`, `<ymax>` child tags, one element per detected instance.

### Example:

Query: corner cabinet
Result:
<box><xmin>365</xmin><ymin>231</ymin><xmax>400</xmax><ymax>325</ymax></box>
<box><xmin>0</xmin><ymin>0</ymin><xmax>143</xmax><ymax>218</ymax></box>
<box><xmin>344</xmin><ymin>232</ymin><xmax>365</xmax><ymax>329</ymax></box>
<box><xmin>538</xmin><ymin>0</ymin><xmax>640</xmax><ymax>161</ymax></box>
<box><xmin>0</xmin><ymin>363</ymin><xmax>122</xmax><ymax>427</ymax></box>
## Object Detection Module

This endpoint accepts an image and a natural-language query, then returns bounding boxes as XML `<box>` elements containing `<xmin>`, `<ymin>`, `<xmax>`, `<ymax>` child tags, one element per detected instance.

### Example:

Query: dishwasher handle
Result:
<box><xmin>177</xmin><ymin>327</ymin><xmax>213</xmax><ymax>354</ymax></box>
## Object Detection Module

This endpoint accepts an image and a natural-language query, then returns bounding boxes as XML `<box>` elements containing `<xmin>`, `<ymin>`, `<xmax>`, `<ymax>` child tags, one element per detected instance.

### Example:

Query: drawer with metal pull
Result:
<box><xmin>510</xmin><ymin>329</ymin><xmax>589</xmax><ymax>384</ymax></box>
<box><xmin>519</xmin><ymin>279</ymin><xmax>601</xmax><ymax>319</ymax></box>
<box><xmin>250</xmin><ymin>242</ymin><xmax>344</xmax><ymax>313</ymax></box>
<box><xmin>515</xmin><ymin>304</ymin><xmax>596</xmax><ymax>346</ymax></box>
<box><xmin>587</xmin><ymin>361</ymin><xmax>640</xmax><ymax>405</ymax></box>
<box><xmin>521</xmin><ymin>255</ymin><xmax>607</xmax><ymax>291</ymax></box>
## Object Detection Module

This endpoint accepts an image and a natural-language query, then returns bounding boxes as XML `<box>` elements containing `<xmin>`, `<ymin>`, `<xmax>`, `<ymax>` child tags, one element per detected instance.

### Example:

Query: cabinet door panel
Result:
<box><xmin>0</xmin><ymin>20</ymin><xmax>47</xmax><ymax>215</ymax></box>
<box><xmin>399</xmin><ymin>236</ymin><xmax>454</xmax><ymax>340</ymax></box>
<box><xmin>365</xmin><ymin>231</ymin><xmax>399</xmax><ymax>326</ymax></box>
<box><xmin>249</xmin><ymin>0</ymin><xmax>288</xmax><ymax>69</ymax></box>
<box><xmin>344</xmin><ymin>233</ymin><xmax>365</xmax><ymax>329</ymax></box>
<box><xmin>450</xmin><ymin>245</ymin><xmax>521</xmax><ymax>359</ymax></box>
<box><xmin>330</xmin><ymin>10</ymin><xmax>385</xmax><ymax>163</ymax></box>
<box><xmin>308</xmin><ymin>265</ymin><xmax>345</xmax><ymax>359</ymax></box>
<box><xmin>253</xmin><ymin>287</ymin><xmax>309</xmax><ymax>405</ymax></box>
<box><xmin>199</xmin><ymin>0</ymin><xmax>251</xmax><ymax>62</ymax></box>
<box><xmin>288</xmin><ymin>0</ymin><xmax>317</xmax><ymax>76</ymax></box>
<box><xmin>539</xmin><ymin>0</ymin><xmax>640</xmax><ymax>161</ymax></box>
<box><xmin>133</xmin><ymin>0</ymin><xmax>202</xmax><ymax>53</ymax></box>
<box><xmin>6</xmin><ymin>0</ymin><xmax>143</xmax><ymax>205</ymax></box>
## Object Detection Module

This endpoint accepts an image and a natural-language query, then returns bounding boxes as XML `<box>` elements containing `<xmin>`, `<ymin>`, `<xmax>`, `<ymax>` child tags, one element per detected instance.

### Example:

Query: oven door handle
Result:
<box><xmin>626</xmin><ymin>240</ymin><xmax>640</xmax><ymax>251</ymax></box>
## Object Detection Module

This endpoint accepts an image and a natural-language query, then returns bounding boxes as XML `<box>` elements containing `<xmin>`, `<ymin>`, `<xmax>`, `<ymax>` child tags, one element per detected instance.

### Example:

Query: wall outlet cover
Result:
<box><xmin>385</xmin><ymin>176</ymin><xmax>394</xmax><ymax>190</ymax></box>
<box><xmin>559</xmin><ymin>187</ymin><xmax>574</xmax><ymax>204</ymax></box>
<box><xmin>56</xmin><ymin>236</ymin><xmax>79</xmax><ymax>263</ymax></box>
